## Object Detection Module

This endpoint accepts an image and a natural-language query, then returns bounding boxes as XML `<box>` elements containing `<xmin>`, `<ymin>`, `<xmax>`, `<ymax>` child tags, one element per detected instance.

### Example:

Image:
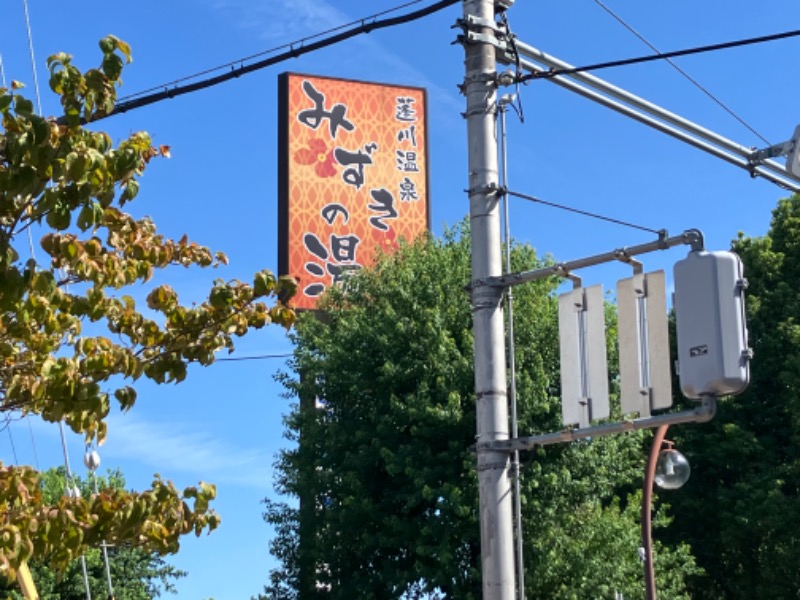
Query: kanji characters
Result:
<box><xmin>302</xmin><ymin>232</ymin><xmax>362</xmax><ymax>297</ymax></box>
<box><xmin>399</xmin><ymin>177</ymin><xmax>419</xmax><ymax>202</ymax></box>
<box><xmin>395</xmin><ymin>96</ymin><xmax>417</xmax><ymax>123</ymax></box>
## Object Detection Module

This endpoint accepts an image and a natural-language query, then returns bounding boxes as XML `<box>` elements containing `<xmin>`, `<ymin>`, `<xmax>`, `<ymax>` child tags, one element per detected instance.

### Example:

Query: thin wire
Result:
<box><xmin>18</xmin><ymin>1</ymin><xmax>47</xmax><ymax>476</ymax></box>
<box><xmin>521</xmin><ymin>28</ymin><xmax>800</xmax><ymax>82</ymax></box>
<box><xmin>498</xmin><ymin>102</ymin><xmax>525</xmax><ymax>600</ymax></box>
<box><xmin>6</xmin><ymin>423</ymin><xmax>19</xmax><ymax>464</ymax></box>
<box><xmin>505</xmin><ymin>188</ymin><xmax>661</xmax><ymax>234</ymax></box>
<box><xmin>21</xmin><ymin>0</ymin><xmax>43</xmax><ymax>115</ymax></box>
<box><xmin>27</xmin><ymin>420</ymin><xmax>39</xmax><ymax>469</ymax></box>
<box><xmin>216</xmin><ymin>353</ymin><xmax>293</xmax><ymax>362</ymax></box>
<box><xmin>25</xmin><ymin>6</ymin><xmax>90</xmax><ymax>594</ymax></box>
<box><xmin>22</xmin><ymin>0</ymin><xmax>41</xmax><ymax>261</ymax></box>
<box><xmin>119</xmin><ymin>0</ymin><xmax>431</xmax><ymax>103</ymax></box>
<box><xmin>4</xmin><ymin>13</ymin><xmax>43</xmax><ymax>475</ymax></box>
<box><xmin>591</xmin><ymin>0</ymin><xmax>770</xmax><ymax>145</ymax></box>
<box><xmin>58</xmin><ymin>423</ymin><xmax>92</xmax><ymax>599</ymax></box>
<box><xmin>500</xmin><ymin>13</ymin><xmax>525</xmax><ymax>124</ymax></box>
<box><xmin>62</xmin><ymin>0</ymin><xmax>460</xmax><ymax>125</ymax></box>
<box><xmin>86</xmin><ymin>444</ymin><xmax>114</xmax><ymax>598</ymax></box>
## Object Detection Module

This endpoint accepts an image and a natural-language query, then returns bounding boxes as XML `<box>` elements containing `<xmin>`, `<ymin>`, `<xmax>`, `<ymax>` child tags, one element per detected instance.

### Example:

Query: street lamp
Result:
<box><xmin>641</xmin><ymin>425</ymin><xmax>691</xmax><ymax>599</ymax></box>
<box><xmin>655</xmin><ymin>442</ymin><xmax>691</xmax><ymax>490</ymax></box>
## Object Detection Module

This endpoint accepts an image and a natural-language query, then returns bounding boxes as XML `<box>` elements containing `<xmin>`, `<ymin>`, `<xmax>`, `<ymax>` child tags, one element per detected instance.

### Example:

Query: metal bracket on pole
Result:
<box><xmin>479</xmin><ymin>396</ymin><xmax>717</xmax><ymax>452</ymax></box>
<box><xmin>505</xmin><ymin>41</ymin><xmax>800</xmax><ymax>191</ymax></box>
<box><xmin>463</xmin><ymin>31</ymin><xmax>508</xmax><ymax>52</ymax></box>
<box><xmin>615</xmin><ymin>251</ymin><xmax>644</xmax><ymax>275</ymax></box>
<box><xmin>560</xmin><ymin>269</ymin><xmax>582</xmax><ymax>289</ymax></box>
<box><xmin>466</xmin><ymin>182</ymin><xmax>503</xmax><ymax>196</ymax></box>
<box><xmin>750</xmin><ymin>126</ymin><xmax>800</xmax><ymax>179</ymax></box>
<box><xmin>750</xmin><ymin>140</ymin><xmax>795</xmax><ymax>162</ymax></box>
<box><xmin>452</xmin><ymin>13</ymin><xmax>510</xmax><ymax>53</ymax></box>
<box><xmin>463</xmin><ymin>14</ymin><xmax>506</xmax><ymax>32</ymax></box>
<box><xmin>483</xmin><ymin>229</ymin><xmax>703</xmax><ymax>290</ymax></box>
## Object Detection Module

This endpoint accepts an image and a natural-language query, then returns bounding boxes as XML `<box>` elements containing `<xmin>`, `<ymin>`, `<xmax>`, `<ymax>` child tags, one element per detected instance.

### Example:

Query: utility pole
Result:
<box><xmin>461</xmin><ymin>1</ymin><xmax>516</xmax><ymax>598</ymax></box>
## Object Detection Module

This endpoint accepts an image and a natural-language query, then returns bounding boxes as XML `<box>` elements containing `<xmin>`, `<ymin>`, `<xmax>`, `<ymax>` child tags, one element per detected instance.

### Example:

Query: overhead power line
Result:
<box><xmin>590</xmin><ymin>0</ymin><xmax>770</xmax><ymax>145</ymax></box>
<box><xmin>505</xmin><ymin>188</ymin><xmax>662</xmax><ymax>235</ymax></box>
<box><xmin>216</xmin><ymin>353</ymin><xmax>293</xmax><ymax>362</ymax></box>
<box><xmin>119</xmin><ymin>0</ymin><xmax>434</xmax><ymax>103</ymax></box>
<box><xmin>521</xmin><ymin>28</ymin><xmax>800</xmax><ymax>82</ymax></box>
<box><xmin>77</xmin><ymin>0</ymin><xmax>460</xmax><ymax>124</ymax></box>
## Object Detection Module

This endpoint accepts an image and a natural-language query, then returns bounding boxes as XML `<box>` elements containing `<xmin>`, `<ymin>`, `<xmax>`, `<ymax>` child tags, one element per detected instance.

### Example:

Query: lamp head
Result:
<box><xmin>654</xmin><ymin>448</ymin><xmax>691</xmax><ymax>490</ymax></box>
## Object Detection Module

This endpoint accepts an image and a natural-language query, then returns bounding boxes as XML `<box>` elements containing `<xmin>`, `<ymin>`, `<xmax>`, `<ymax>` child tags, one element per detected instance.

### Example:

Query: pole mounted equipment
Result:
<box><xmin>458</xmin><ymin>1</ymin><xmax>517</xmax><ymax>598</ymax></box>
<box><xmin>673</xmin><ymin>249</ymin><xmax>751</xmax><ymax>398</ymax></box>
<box><xmin>751</xmin><ymin>124</ymin><xmax>800</xmax><ymax>179</ymax></box>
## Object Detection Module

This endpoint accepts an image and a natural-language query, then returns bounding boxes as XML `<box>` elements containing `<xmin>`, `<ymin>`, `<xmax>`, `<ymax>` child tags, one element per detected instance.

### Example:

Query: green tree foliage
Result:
<box><xmin>259</xmin><ymin>226</ymin><xmax>698</xmax><ymax>599</ymax></box>
<box><xmin>666</xmin><ymin>194</ymin><xmax>800</xmax><ymax>598</ymax></box>
<box><xmin>0</xmin><ymin>36</ymin><xmax>296</xmax><ymax>580</ymax></box>
<box><xmin>0</xmin><ymin>467</ymin><xmax>186</xmax><ymax>598</ymax></box>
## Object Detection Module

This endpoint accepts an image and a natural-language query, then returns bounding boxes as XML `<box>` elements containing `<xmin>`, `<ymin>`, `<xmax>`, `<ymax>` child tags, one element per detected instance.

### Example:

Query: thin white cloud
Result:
<box><xmin>102</xmin><ymin>413</ymin><xmax>275</xmax><ymax>489</ymax></box>
<box><xmin>205</xmin><ymin>0</ymin><xmax>464</xmax><ymax>123</ymax></box>
<box><xmin>208</xmin><ymin>0</ymin><xmax>347</xmax><ymax>43</ymax></box>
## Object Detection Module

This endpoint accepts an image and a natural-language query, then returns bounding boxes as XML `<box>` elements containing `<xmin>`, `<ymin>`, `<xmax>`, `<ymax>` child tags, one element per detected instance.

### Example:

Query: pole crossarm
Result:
<box><xmin>477</xmin><ymin>229</ymin><xmax>704</xmax><ymax>290</ymax></box>
<box><xmin>499</xmin><ymin>41</ymin><xmax>800</xmax><ymax>192</ymax></box>
<box><xmin>479</xmin><ymin>396</ymin><xmax>717</xmax><ymax>452</ymax></box>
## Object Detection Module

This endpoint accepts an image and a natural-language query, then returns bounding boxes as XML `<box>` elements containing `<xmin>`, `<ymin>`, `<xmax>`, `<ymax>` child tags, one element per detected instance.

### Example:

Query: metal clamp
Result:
<box><xmin>453</xmin><ymin>30</ymin><xmax>509</xmax><ymax>53</ymax></box>
<box><xmin>465</xmin><ymin>182</ymin><xmax>503</xmax><ymax>197</ymax></box>
<box><xmin>750</xmin><ymin>140</ymin><xmax>795</xmax><ymax>163</ymax></box>
<box><xmin>615</xmin><ymin>251</ymin><xmax>644</xmax><ymax>275</ymax></box>
<box><xmin>455</xmin><ymin>14</ymin><xmax>506</xmax><ymax>33</ymax></box>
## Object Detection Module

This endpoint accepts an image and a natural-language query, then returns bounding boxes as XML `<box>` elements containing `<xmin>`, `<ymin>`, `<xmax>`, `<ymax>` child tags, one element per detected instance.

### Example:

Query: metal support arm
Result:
<box><xmin>480</xmin><ymin>396</ymin><xmax>717</xmax><ymax>452</ymax></box>
<box><xmin>477</xmin><ymin>229</ymin><xmax>703</xmax><ymax>290</ymax></box>
<box><xmin>501</xmin><ymin>41</ymin><xmax>800</xmax><ymax>191</ymax></box>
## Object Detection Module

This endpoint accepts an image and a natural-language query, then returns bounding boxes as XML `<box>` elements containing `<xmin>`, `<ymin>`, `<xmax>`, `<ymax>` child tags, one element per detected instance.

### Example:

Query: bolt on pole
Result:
<box><xmin>462</xmin><ymin>1</ymin><xmax>517</xmax><ymax>598</ymax></box>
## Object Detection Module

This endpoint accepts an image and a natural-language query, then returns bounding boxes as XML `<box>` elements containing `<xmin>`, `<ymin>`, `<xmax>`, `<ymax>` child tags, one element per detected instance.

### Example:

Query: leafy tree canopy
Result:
<box><xmin>259</xmin><ymin>225</ymin><xmax>698</xmax><ymax>599</ymax></box>
<box><xmin>0</xmin><ymin>36</ymin><xmax>296</xmax><ymax>581</ymax></box>
<box><xmin>666</xmin><ymin>194</ymin><xmax>800</xmax><ymax>598</ymax></box>
<box><xmin>0</xmin><ymin>467</ymin><xmax>187</xmax><ymax>599</ymax></box>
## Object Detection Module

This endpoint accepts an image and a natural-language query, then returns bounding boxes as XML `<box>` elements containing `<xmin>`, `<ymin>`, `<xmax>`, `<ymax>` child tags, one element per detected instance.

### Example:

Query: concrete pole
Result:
<box><xmin>462</xmin><ymin>1</ymin><xmax>516</xmax><ymax>598</ymax></box>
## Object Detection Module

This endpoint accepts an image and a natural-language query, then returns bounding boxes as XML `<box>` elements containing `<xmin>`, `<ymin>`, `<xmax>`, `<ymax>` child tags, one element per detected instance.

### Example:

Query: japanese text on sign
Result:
<box><xmin>278</xmin><ymin>73</ymin><xmax>430</xmax><ymax>310</ymax></box>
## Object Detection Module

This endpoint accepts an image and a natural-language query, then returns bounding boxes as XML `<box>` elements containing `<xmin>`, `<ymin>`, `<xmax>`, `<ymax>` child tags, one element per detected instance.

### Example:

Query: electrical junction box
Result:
<box><xmin>787</xmin><ymin>124</ymin><xmax>800</xmax><ymax>178</ymax></box>
<box><xmin>673</xmin><ymin>250</ymin><xmax>751</xmax><ymax>399</ymax></box>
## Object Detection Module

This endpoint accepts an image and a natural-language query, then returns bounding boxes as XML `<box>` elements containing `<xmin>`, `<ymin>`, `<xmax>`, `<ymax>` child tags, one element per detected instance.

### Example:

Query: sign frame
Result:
<box><xmin>278</xmin><ymin>72</ymin><xmax>431</xmax><ymax>311</ymax></box>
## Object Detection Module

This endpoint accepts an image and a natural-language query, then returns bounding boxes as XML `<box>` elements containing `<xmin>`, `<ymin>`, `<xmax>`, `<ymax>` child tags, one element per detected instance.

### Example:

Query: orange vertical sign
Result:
<box><xmin>278</xmin><ymin>72</ymin><xmax>430</xmax><ymax>311</ymax></box>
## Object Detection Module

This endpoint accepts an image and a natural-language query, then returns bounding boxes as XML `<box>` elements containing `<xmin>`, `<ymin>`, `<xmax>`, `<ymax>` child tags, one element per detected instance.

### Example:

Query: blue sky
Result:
<box><xmin>2</xmin><ymin>1</ymin><xmax>799</xmax><ymax>597</ymax></box>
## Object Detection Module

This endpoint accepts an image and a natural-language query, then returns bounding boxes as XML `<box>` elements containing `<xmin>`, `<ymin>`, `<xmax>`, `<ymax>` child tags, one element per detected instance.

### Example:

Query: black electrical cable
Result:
<box><xmin>67</xmin><ymin>0</ymin><xmax>460</xmax><ymax>125</ymax></box>
<box><xmin>119</xmin><ymin>0</ymin><xmax>434</xmax><ymax>103</ymax></box>
<box><xmin>216</xmin><ymin>353</ymin><xmax>293</xmax><ymax>362</ymax></box>
<box><xmin>499</xmin><ymin>12</ymin><xmax>525</xmax><ymax>123</ymax></box>
<box><xmin>590</xmin><ymin>0</ymin><xmax>771</xmax><ymax>145</ymax></box>
<box><xmin>521</xmin><ymin>28</ymin><xmax>800</xmax><ymax>82</ymax></box>
<box><xmin>505</xmin><ymin>188</ymin><xmax>662</xmax><ymax>234</ymax></box>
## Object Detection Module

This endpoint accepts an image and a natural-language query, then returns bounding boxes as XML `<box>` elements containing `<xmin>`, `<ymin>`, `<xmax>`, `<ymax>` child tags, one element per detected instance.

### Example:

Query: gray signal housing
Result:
<box><xmin>673</xmin><ymin>250</ymin><xmax>751</xmax><ymax>399</ymax></box>
<box><xmin>787</xmin><ymin>124</ymin><xmax>800</xmax><ymax>178</ymax></box>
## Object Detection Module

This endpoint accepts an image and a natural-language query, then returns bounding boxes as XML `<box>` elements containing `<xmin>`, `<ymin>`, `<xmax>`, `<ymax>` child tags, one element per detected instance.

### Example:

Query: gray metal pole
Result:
<box><xmin>499</xmin><ymin>98</ymin><xmax>525</xmax><ymax>600</ymax></box>
<box><xmin>92</xmin><ymin>477</ymin><xmax>115</xmax><ymax>599</ymax></box>
<box><xmin>58</xmin><ymin>422</ymin><xmax>92</xmax><ymax>600</ymax></box>
<box><xmin>462</xmin><ymin>1</ymin><xmax>516</xmax><ymax>598</ymax></box>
